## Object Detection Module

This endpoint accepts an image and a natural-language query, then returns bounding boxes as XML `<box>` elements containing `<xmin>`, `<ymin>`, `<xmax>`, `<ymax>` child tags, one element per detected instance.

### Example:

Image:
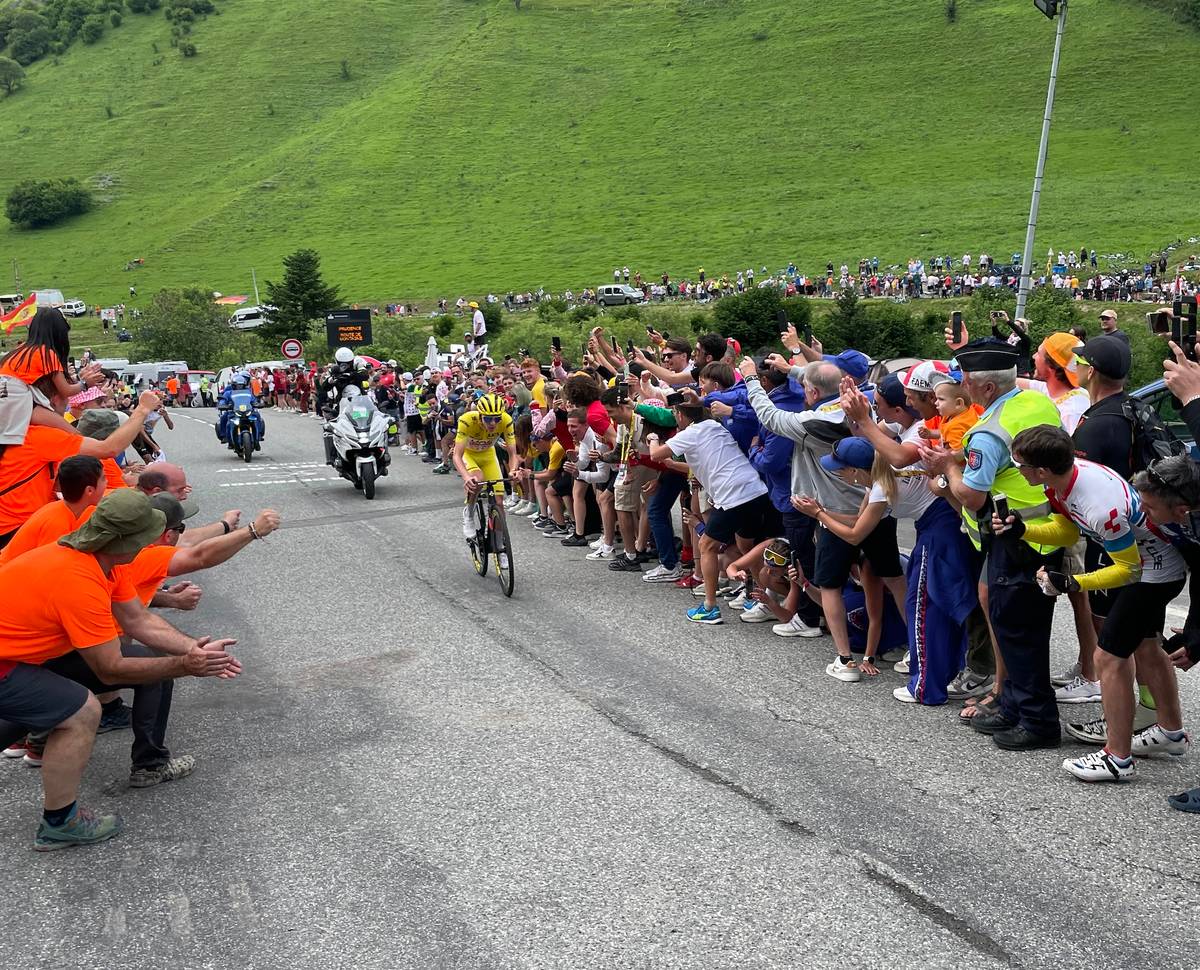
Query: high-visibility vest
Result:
<box><xmin>960</xmin><ymin>389</ymin><xmax>1062</xmax><ymax>553</ymax></box>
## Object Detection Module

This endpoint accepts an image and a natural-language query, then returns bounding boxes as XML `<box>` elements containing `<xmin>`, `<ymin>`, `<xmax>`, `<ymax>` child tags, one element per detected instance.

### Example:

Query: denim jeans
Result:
<box><xmin>647</xmin><ymin>471</ymin><xmax>687</xmax><ymax>570</ymax></box>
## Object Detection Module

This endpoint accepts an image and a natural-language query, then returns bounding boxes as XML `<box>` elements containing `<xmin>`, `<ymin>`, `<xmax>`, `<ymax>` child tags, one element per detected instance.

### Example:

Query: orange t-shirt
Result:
<box><xmin>166</xmin><ymin>377</ymin><xmax>180</xmax><ymax>395</ymax></box>
<box><xmin>0</xmin><ymin>426</ymin><xmax>83</xmax><ymax>534</ymax></box>
<box><xmin>113</xmin><ymin>544</ymin><xmax>176</xmax><ymax>606</ymax></box>
<box><xmin>0</xmin><ymin>346</ymin><xmax>62</xmax><ymax>385</ymax></box>
<box><xmin>940</xmin><ymin>406</ymin><xmax>983</xmax><ymax>450</ymax></box>
<box><xmin>0</xmin><ymin>543</ymin><xmax>135</xmax><ymax>668</ymax></box>
<box><xmin>0</xmin><ymin>501</ymin><xmax>94</xmax><ymax>564</ymax></box>
<box><xmin>250</xmin><ymin>377</ymin><xmax>262</xmax><ymax>396</ymax></box>
<box><xmin>102</xmin><ymin>458</ymin><xmax>129</xmax><ymax>491</ymax></box>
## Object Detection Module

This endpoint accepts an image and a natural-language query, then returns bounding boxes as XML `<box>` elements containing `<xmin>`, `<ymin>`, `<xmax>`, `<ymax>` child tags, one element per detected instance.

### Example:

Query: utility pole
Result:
<box><xmin>251</xmin><ymin>267</ymin><xmax>261</xmax><ymax>306</ymax></box>
<box><xmin>1016</xmin><ymin>0</ymin><xmax>1068</xmax><ymax>320</ymax></box>
<box><xmin>11</xmin><ymin>259</ymin><xmax>19</xmax><ymax>293</ymax></box>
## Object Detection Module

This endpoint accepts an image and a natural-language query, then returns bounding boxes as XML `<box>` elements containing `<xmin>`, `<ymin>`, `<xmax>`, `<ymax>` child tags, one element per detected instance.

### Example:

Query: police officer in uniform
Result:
<box><xmin>920</xmin><ymin>339</ymin><xmax>1065</xmax><ymax>750</ymax></box>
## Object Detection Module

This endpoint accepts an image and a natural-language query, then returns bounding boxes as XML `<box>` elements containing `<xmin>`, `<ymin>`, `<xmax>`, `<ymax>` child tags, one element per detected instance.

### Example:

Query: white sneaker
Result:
<box><xmin>1055</xmin><ymin>675</ymin><xmax>1102</xmax><ymax>705</ymax></box>
<box><xmin>894</xmin><ymin>656</ymin><xmax>911</xmax><ymax>675</ymax></box>
<box><xmin>826</xmin><ymin>656</ymin><xmax>862</xmax><ymax>683</ymax></box>
<box><xmin>1064</xmin><ymin>717</ymin><xmax>1108</xmax><ymax>745</ymax></box>
<box><xmin>728</xmin><ymin>590</ymin><xmax>748</xmax><ymax>609</ymax></box>
<box><xmin>1062</xmin><ymin>748</ymin><xmax>1135</xmax><ymax>783</ymax></box>
<box><xmin>739</xmin><ymin>602</ymin><xmax>775</xmax><ymax>624</ymax></box>
<box><xmin>461</xmin><ymin>506</ymin><xmax>476</xmax><ymax>540</ymax></box>
<box><xmin>588</xmin><ymin>537</ymin><xmax>605</xmax><ymax>550</ymax></box>
<box><xmin>880</xmin><ymin>647</ymin><xmax>908</xmax><ymax>663</ymax></box>
<box><xmin>892</xmin><ymin>685</ymin><xmax>917</xmax><ymax>704</ymax></box>
<box><xmin>771</xmin><ymin>615</ymin><xmax>824</xmax><ymax>638</ymax></box>
<box><xmin>586</xmin><ymin>545</ymin><xmax>614</xmax><ymax>561</ymax></box>
<box><xmin>1051</xmin><ymin>660</ymin><xmax>1082</xmax><ymax>687</ymax></box>
<box><xmin>504</xmin><ymin>494</ymin><xmax>518</xmax><ymax>510</ymax></box>
<box><xmin>497</xmin><ymin>553</ymin><xmax>510</xmax><ymax>570</ymax></box>
<box><xmin>642</xmin><ymin>564</ymin><xmax>683</xmax><ymax>584</ymax></box>
<box><xmin>1131</xmin><ymin>724</ymin><xmax>1191</xmax><ymax>759</ymax></box>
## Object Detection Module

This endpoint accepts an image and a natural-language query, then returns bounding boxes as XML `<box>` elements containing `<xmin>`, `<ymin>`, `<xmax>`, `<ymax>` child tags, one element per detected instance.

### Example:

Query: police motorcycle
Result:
<box><xmin>322</xmin><ymin>350</ymin><xmax>391</xmax><ymax>499</ymax></box>
<box><xmin>215</xmin><ymin>372</ymin><xmax>265</xmax><ymax>463</ymax></box>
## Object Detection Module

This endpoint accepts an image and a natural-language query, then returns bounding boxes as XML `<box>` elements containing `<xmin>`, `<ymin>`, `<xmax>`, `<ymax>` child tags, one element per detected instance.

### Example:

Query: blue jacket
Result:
<box><xmin>748</xmin><ymin>382</ymin><xmax>809</xmax><ymax>512</ymax></box>
<box><xmin>703</xmin><ymin>383</ymin><xmax>758</xmax><ymax>454</ymax></box>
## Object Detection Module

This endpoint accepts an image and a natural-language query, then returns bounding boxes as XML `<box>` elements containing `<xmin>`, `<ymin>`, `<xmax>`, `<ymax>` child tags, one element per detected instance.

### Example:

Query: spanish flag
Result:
<box><xmin>1</xmin><ymin>294</ymin><xmax>36</xmax><ymax>334</ymax></box>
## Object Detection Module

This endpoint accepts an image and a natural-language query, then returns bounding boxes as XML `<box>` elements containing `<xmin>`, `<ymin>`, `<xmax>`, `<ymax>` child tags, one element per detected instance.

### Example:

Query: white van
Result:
<box><xmin>0</xmin><ymin>294</ymin><xmax>23</xmax><ymax>314</ymax></box>
<box><xmin>121</xmin><ymin>360</ymin><xmax>189</xmax><ymax>388</ymax></box>
<box><xmin>62</xmin><ymin>300</ymin><xmax>88</xmax><ymax>317</ymax></box>
<box><xmin>229</xmin><ymin>305</ymin><xmax>277</xmax><ymax>330</ymax></box>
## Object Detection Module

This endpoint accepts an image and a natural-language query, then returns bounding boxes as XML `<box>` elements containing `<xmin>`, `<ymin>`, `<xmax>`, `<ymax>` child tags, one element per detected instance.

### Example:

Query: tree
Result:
<box><xmin>711</xmin><ymin>285</ymin><xmax>784</xmax><ymax>352</ymax></box>
<box><xmin>8</xmin><ymin>26</ymin><xmax>53</xmax><ymax>65</ymax></box>
<box><xmin>80</xmin><ymin>14</ymin><xmax>106</xmax><ymax>44</ymax></box>
<box><xmin>262</xmin><ymin>249</ymin><xmax>342</xmax><ymax>343</ymax></box>
<box><xmin>134</xmin><ymin>288</ymin><xmax>235</xmax><ymax>368</ymax></box>
<box><xmin>5</xmin><ymin>177</ymin><xmax>93</xmax><ymax>229</ymax></box>
<box><xmin>0</xmin><ymin>57</ymin><xmax>24</xmax><ymax>96</ymax></box>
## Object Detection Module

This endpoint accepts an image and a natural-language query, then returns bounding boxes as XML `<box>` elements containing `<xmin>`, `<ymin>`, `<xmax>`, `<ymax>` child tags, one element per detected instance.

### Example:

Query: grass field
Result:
<box><xmin>1</xmin><ymin>0</ymin><xmax>1198</xmax><ymax>310</ymax></box>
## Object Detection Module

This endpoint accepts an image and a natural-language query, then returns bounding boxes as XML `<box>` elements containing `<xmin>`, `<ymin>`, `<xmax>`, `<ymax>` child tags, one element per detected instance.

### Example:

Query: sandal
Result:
<box><xmin>959</xmin><ymin>692</ymin><xmax>1001</xmax><ymax>723</ymax></box>
<box><xmin>1167</xmin><ymin>787</ymin><xmax>1200</xmax><ymax>814</ymax></box>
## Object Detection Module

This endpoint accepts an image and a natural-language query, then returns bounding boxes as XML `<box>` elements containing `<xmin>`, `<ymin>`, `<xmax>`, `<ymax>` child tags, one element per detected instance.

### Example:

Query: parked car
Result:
<box><xmin>61</xmin><ymin>300</ymin><xmax>88</xmax><ymax>317</ymax></box>
<box><xmin>229</xmin><ymin>305</ymin><xmax>278</xmax><ymax>330</ymax></box>
<box><xmin>596</xmin><ymin>284</ymin><xmax>644</xmax><ymax>307</ymax></box>
<box><xmin>1130</xmin><ymin>378</ymin><xmax>1199</xmax><ymax>458</ymax></box>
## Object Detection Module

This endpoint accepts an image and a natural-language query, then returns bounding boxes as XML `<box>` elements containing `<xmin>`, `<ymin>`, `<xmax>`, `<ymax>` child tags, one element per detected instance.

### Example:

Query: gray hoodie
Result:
<box><xmin>744</xmin><ymin>374</ymin><xmax>865</xmax><ymax>514</ymax></box>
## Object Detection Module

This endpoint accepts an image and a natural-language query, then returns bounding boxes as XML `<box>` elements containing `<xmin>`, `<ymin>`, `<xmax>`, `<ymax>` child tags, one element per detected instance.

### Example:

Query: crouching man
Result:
<box><xmin>0</xmin><ymin>490</ymin><xmax>240</xmax><ymax>851</ymax></box>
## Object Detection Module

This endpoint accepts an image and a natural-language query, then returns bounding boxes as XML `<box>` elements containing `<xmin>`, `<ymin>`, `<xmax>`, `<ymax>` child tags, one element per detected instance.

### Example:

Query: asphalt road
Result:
<box><xmin>2</xmin><ymin>407</ymin><xmax>1198</xmax><ymax>970</ymax></box>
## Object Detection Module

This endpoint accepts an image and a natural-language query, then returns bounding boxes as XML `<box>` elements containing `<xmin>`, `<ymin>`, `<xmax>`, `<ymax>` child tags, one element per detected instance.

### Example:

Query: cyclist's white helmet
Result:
<box><xmin>334</xmin><ymin>347</ymin><xmax>354</xmax><ymax>364</ymax></box>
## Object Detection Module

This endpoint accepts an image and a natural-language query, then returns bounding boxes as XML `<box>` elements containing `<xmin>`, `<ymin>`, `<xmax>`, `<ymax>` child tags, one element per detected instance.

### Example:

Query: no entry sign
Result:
<box><xmin>281</xmin><ymin>338</ymin><xmax>304</xmax><ymax>360</ymax></box>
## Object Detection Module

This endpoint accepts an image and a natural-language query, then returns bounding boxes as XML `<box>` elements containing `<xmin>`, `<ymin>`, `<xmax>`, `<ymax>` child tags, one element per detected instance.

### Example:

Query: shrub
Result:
<box><xmin>711</xmin><ymin>285</ymin><xmax>784</xmax><ymax>351</ymax></box>
<box><xmin>80</xmin><ymin>15</ymin><xmax>106</xmax><ymax>44</ymax></box>
<box><xmin>432</xmin><ymin>314</ymin><xmax>457</xmax><ymax>340</ymax></box>
<box><xmin>536</xmin><ymin>298</ymin><xmax>567</xmax><ymax>321</ymax></box>
<box><xmin>180</xmin><ymin>41</ymin><xmax>197</xmax><ymax>56</ymax></box>
<box><xmin>8</xmin><ymin>27</ymin><xmax>53</xmax><ymax>65</ymax></box>
<box><xmin>110</xmin><ymin>12</ymin><xmax>123</xmax><ymax>27</ymax></box>
<box><xmin>569</xmin><ymin>303</ymin><xmax>598</xmax><ymax>324</ymax></box>
<box><xmin>481</xmin><ymin>299</ymin><xmax>502</xmax><ymax>335</ymax></box>
<box><xmin>0</xmin><ymin>57</ymin><xmax>25</xmax><ymax>96</ymax></box>
<box><xmin>5</xmin><ymin>177</ymin><xmax>94</xmax><ymax>229</ymax></box>
<box><xmin>945</xmin><ymin>0</ymin><xmax>957</xmax><ymax>23</ymax></box>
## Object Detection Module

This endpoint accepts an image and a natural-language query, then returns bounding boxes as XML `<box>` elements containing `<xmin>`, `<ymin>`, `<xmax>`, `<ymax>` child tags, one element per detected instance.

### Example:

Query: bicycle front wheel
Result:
<box><xmin>491</xmin><ymin>509</ymin><xmax>514</xmax><ymax>597</ymax></box>
<box><xmin>467</xmin><ymin>501</ymin><xmax>488</xmax><ymax>577</ymax></box>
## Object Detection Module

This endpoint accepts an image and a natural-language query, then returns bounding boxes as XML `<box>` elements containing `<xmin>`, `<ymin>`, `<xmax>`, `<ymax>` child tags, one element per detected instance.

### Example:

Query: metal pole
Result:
<box><xmin>1015</xmin><ymin>0</ymin><xmax>1067</xmax><ymax>321</ymax></box>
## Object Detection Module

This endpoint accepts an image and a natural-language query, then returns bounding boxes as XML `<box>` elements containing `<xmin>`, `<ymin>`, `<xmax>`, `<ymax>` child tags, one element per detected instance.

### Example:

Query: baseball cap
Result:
<box><xmin>75</xmin><ymin>408</ymin><xmax>121</xmax><ymax>440</ymax></box>
<box><xmin>726</xmin><ymin>337</ymin><xmax>742</xmax><ymax>358</ymax></box>
<box><xmin>876</xmin><ymin>373</ymin><xmax>908</xmax><ymax>409</ymax></box>
<box><xmin>819</xmin><ymin>436</ymin><xmax>875</xmax><ymax>473</ymax></box>
<box><xmin>148</xmin><ymin>493</ymin><xmax>187</xmax><ymax>532</ymax></box>
<box><xmin>1040</xmin><ymin>332</ymin><xmax>1085</xmax><ymax>387</ymax></box>
<box><xmin>468</xmin><ymin>301</ymin><xmax>480</xmax><ymax>309</ymax></box>
<box><xmin>822</xmin><ymin>349</ymin><xmax>869</xmax><ymax>381</ymax></box>
<box><xmin>59</xmin><ymin>489</ymin><xmax>166</xmax><ymax>556</ymax></box>
<box><xmin>902</xmin><ymin>360</ymin><xmax>957</xmax><ymax>393</ymax></box>
<box><xmin>1099</xmin><ymin>309</ymin><xmax>1118</xmax><ymax>321</ymax></box>
<box><xmin>1077</xmin><ymin>335</ymin><xmax>1131</xmax><ymax>380</ymax></box>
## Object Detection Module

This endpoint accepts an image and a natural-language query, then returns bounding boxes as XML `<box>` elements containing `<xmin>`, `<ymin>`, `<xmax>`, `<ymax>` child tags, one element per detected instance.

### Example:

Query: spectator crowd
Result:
<box><xmin>386</xmin><ymin>295</ymin><xmax>1200</xmax><ymax>814</ymax></box>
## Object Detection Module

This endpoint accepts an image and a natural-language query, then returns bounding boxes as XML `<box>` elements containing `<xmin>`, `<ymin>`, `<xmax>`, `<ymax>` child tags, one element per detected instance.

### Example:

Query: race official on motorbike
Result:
<box><xmin>326</xmin><ymin>347</ymin><xmax>371</xmax><ymax>413</ymax></box>
<box><xmin>216</xmin><ymin>372</ymin><xmax>265</xmax><ymax>443</ymax></box>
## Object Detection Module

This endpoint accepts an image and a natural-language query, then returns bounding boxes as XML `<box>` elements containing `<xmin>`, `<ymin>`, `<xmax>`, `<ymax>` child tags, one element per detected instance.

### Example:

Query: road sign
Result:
<box><xmin>281</xmin><ymin>338</ymin><xmax>304</xmax><ymax>360</ymax></box>
<box><xmin>325</xmin><ymin>308</ymin><xmax>372</xmax><ymax>348</ymax></box>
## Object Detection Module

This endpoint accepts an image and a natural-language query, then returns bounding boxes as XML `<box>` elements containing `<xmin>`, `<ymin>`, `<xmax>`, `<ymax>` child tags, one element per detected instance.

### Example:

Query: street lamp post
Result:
<box><xmin>1015</xmin><ymin>0</ymin><xmax>1068</xmax><ymax>321</ymax></box>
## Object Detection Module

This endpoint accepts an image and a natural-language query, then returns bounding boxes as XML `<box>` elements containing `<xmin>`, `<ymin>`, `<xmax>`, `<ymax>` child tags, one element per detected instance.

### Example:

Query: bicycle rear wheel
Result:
<box><xmin>467</xmin><ymin>500</ymin><xmax>488</xmax><ymax>577</ymax></box>
<box><xmin>491</xmin><ymin>508</ymin><xmax>514</xmax><ymax>597</ymax></box>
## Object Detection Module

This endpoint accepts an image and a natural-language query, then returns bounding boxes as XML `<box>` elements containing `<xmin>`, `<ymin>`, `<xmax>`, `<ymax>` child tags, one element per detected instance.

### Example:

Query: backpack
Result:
<box><xmin>1121</xmin><ymin>396</ymin><xmax>1185</xmax><ymax>473</ymax></box>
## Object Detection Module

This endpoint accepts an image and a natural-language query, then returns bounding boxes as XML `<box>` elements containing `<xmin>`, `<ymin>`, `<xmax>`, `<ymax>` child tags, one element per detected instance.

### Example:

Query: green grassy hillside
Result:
<box><xmin>1</xmin><ymin>0</ymin><xmax>1198</xmax><ymax>308</ymax></box>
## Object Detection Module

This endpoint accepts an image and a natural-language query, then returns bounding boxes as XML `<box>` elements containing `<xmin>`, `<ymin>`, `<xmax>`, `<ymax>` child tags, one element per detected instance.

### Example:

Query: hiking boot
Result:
<box><xmin>128</xmin><ymin>755</ymin><xmax>196</xmax><ymax>789</ymax></box>
<box><xmin>33</xmin><ymin>806</ymin><xmax>123</xmax><ymax>852</ymax></box>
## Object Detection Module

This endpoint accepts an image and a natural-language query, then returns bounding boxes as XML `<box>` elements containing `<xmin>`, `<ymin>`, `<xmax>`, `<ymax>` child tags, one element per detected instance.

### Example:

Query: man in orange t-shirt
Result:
<box><xmin>0</xmin><ymin>455</ymin><xmax>105</xmax><ymax>565</ymax></box>
<box><xmin>0</xmin><ymin>490</ymin><xmax>240</xmax><ymax>851</ymax></box>
<box><xmin>0</xmin><ymin>393</ymin><xmax>159</xmax><ymax>544</ymax></box>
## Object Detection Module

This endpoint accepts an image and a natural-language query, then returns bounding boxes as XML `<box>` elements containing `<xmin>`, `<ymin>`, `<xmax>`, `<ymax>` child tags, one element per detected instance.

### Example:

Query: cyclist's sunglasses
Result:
<box><xmin>480</xmin><ymin>414</ymin><xmax>502</xmax><ymax>423</ymax></box>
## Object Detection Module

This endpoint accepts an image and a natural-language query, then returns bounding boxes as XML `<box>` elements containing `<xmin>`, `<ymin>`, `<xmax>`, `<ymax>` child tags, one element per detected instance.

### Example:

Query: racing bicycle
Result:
<box><xmin>465</xmin><ymin>478</ymin><xmax>515</xmax><ymax>597</ymax></box>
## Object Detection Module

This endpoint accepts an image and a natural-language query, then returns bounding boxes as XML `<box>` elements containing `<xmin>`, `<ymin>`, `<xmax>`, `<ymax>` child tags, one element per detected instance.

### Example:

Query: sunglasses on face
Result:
<box><xmin>762</xmin><ymin>546</ymin><xmax>789</xmax><ymax>567</ymax></box>
<box><xmin>169</xmin><ymin>522</ymin><xmax>186</xmax><ymax>534</ymax></box>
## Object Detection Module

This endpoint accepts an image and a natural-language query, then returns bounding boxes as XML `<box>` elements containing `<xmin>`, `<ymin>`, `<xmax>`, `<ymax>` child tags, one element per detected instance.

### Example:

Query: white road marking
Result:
<box><xmin>218</xmin><ymin>478</ymin><xmax>337</xmax><ymax>487</ymax></box>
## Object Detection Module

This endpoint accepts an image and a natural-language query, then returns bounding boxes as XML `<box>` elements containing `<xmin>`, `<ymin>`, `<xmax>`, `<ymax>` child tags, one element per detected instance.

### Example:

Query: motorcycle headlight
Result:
<box><xmin>238</xmin><ymin>405</ymin><xmax>248</xmax><ymax>412</ymax></box>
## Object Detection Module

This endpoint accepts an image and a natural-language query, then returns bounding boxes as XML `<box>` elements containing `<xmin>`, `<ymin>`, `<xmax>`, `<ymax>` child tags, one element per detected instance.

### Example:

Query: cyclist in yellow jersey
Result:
<box><xmin>454</xmin><ymin>394</ymin><xmax>520</xmax><ymax>539</ymax></box>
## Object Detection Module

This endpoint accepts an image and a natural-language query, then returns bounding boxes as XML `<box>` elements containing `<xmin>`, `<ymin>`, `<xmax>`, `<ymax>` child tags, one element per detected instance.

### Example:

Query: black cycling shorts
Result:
<box><xmin>1098</xmin><ymin>579</ymin><xmax>1185</xmax><ymax>659</ymax></box>
<box><xmin>704</xmin><ymin>493</ymin><xmax>777</xmax><ymax>546</ymax></box>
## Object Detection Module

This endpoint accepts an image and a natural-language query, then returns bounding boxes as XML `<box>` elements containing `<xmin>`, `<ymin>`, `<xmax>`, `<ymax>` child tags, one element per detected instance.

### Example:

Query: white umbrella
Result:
<box><xmin>424</xmin><ymin>335</ymin><xmax>440</xmax><ymax>372</ymax></box>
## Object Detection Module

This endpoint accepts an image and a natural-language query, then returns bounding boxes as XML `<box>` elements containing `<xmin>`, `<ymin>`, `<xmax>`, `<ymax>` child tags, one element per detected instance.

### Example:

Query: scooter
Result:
<box><xmin>324</xmin><ymin>388</ymin><xmax>391</xmax><ymax>498</ymax></box>
<box><xmin>217</xmin><ymin>389</ymin><xmax>264</xmax><ymax>463</ymax></box>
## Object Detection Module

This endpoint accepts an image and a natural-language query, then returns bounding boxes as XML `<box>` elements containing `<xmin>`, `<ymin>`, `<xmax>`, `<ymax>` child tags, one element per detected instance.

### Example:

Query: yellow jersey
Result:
<box><xmin>456</xmin><ymin>411</ymin><xmax>515</xmax><ymax>453</ymax></box>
